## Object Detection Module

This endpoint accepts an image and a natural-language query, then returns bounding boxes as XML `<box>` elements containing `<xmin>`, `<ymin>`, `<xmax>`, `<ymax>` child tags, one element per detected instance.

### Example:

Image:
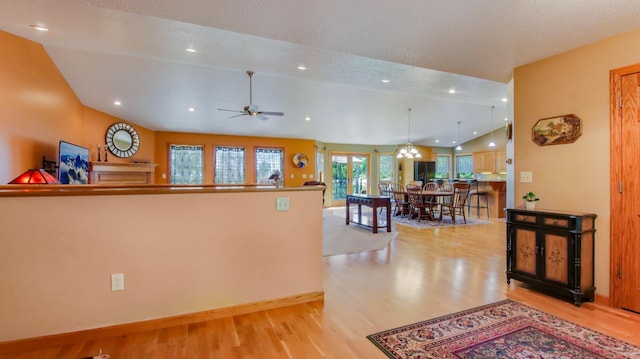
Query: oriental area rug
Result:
<box><xmin>392</xmin><ymin>215</ymin><xmax>490</xmax><ymax>229</ymax></box>
<box><xmin>367</xmin><ymin>299</ymin><xmax>640</xmax><ymax>359</ymax></box>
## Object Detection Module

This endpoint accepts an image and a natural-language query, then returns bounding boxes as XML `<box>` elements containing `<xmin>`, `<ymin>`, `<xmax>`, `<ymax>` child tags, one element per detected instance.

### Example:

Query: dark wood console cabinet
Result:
<box><xmin>506</xmin><ymin>208</ymin><xmax>596</xmax><ymax>306</ymax></box>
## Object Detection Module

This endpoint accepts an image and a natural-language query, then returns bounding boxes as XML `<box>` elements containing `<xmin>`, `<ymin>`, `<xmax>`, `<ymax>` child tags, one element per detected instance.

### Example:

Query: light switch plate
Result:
<box><xmin>520</xmin><ymin>171</ymin><xmax>533</xmax><ymax>183</ymax></box>
<box><xmin>276</xmin><ymin>197</ymin><xmax>290</xmax><ymax>211</ymax></box>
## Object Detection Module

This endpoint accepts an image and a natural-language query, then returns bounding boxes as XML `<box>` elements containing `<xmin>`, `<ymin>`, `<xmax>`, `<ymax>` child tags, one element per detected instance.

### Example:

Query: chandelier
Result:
<box><xmin>397</xmin><ymin>108</ymin><xmax>422</xmax><ymax>159</ymax></box>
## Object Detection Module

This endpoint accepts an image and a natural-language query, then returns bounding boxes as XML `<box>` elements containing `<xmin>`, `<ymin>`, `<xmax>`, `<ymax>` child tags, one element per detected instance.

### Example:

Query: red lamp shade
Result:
<box><xmin>8</xmin><ymin>169</ymin><xmax>59</xmax><ymax>184</ymax></box>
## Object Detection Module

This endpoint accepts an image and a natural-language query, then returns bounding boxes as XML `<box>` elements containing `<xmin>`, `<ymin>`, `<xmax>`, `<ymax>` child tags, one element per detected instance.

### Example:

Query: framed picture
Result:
<box><xmin>58</xmin><ymin>140</ymin><xmax>90</xmax><ymax>184</ymax></box>
<box><xmin>532</xmin><ymin>114</ymin><xmax>582</xmax><ymax>146</ymax></box>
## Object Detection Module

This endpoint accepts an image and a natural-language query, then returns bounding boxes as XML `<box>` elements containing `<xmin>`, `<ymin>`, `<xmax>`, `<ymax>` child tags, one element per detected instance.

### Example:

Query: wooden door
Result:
<box><xmin>610</xmin><ymin>67</ymin><xmax>640</xmax><ymax>312</ymax></box>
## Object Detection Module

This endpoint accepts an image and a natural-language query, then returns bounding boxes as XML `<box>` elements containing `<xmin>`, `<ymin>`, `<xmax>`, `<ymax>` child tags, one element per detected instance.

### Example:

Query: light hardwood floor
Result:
<box><xmin>2</xmin><ymin>211</ymin><xmax>639</xmax><ymax>358</ymax></box>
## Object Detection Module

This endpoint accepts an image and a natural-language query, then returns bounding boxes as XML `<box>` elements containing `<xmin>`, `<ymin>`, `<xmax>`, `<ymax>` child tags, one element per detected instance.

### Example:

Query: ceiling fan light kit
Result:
<box><xmin>218</xmin><ymin>71</ymin><xmax>284</xmax><ymax>121</ymax></box>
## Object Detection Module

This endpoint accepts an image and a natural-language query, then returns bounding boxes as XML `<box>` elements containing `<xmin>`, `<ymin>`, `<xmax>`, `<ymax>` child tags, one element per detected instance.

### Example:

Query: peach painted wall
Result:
<box><xmin>0</xmin><ymin>31</ymin><xmax>83</xmax><ymax>183</ymax></box>
<box><xmin>0</xmin><ymin>30</ymin><xmax>155</xmax><ymax>183</ymax></box>
<box><xmin>154</xmin><ymin>132</ymin><xmax>316</xmax><ymax>186</ymax></box>
<box><xmin>0</xmin><ymin>189</ymin><xmax>323</xmax><ymax>341</ymax></box>
<box><xmin>81</xmin><ymin>107</ymin><xmax>156</xmax><ymax>165</ymax></box>
<box><xmin>513</xmin><ymin>27</ymin><xmax>640</xmax><ymax>295</ymax></box>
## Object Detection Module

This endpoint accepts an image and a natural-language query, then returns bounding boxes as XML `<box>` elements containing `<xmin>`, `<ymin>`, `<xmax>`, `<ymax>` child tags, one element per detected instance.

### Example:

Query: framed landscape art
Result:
<box><xmin>532</xmin><ymin>114</ymin><xmax>582</xmax><ymax>146</ymax></box>
<box><xmin>58</xmin><ymin>140</ymin><xmax>90</xmax><ymax>184</ymax></box>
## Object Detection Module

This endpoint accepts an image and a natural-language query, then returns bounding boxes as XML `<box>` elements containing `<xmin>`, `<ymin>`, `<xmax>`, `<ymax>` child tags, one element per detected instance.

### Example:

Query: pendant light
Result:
<box><xmin>488</xmin><ymin>105</ymin><xmax>496</xmax><ymax>147</ymax></box>
<box><xmin>455</xmin><ymin>121</ymin><xmax>462</xmax><ymax>151</ymax></box>
<box><xmin>397</xmin><ymin>108</ymin><xmax>422</xmax><ymax>159</ymax></box>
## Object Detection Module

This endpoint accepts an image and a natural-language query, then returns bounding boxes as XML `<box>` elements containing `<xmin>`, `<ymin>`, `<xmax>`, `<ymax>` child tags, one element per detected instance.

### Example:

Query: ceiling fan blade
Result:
<box><xmin>228</xmin><ymin>113</ymin><xmax>248</xmax><ymax>119</ymax></box>
<box><xmin>257</xmin><ymin>114</ymin><xmax>270</xmax><ymax>121</ymax></box>
<box><xmin>260</xmin><ymin>111</ymin><xmax>284</xmax><ymax>116</ymax></box>
<box><xmin>218</xmin><ymin>108</ymin><xmax>244</xmax><ymax>113</ymax></box>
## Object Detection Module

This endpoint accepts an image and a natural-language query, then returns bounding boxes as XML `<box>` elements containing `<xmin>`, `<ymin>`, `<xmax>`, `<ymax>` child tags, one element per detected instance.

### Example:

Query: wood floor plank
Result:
<box><xmin>1</xmin><ymin>212</ymin><xmax>639</xmax><ymax>358</ymax></box>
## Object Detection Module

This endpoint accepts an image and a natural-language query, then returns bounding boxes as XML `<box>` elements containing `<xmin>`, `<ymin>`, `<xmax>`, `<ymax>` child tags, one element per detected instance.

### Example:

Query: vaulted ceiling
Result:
<box><xmin>2</xmin><ymin>0</ymin><xmax>640</xmax><ymax>146</ymax></box>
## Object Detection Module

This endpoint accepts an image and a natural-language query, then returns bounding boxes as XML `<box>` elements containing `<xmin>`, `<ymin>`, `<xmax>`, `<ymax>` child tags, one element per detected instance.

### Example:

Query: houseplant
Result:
<box><xmin>522</xmin><ymin>191</ymin><xmax>539</xmax><ymax>210</ymax></box>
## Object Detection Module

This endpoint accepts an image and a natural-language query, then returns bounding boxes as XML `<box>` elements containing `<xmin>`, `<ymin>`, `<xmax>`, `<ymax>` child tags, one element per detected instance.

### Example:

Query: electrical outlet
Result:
<box><xmin>111</xmin><ymin>273</ymin><xmax>124</xmax><ymax>291</ymax></box>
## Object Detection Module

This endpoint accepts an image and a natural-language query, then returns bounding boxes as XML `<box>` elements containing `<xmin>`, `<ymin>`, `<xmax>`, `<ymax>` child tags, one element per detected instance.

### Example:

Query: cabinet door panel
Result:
<box><xmin>514</xmin><ymin>228</ymin><xmax>537</xmax><ymax>275</ymax></box>
<box><xmin>543</xmin><ymin>234</ymin><xmax>569</xmax><ymax>285</ymax></box>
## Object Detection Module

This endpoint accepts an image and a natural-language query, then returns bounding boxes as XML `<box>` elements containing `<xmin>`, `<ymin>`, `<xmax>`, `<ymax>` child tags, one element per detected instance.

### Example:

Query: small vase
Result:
<box><xmin>525</xmin><ymin>201</ymin><xmax>536</xmax><ymax>210</ymax></box>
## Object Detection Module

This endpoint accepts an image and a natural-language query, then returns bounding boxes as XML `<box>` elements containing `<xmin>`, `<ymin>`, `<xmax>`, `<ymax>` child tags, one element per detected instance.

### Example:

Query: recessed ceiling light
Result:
<box><xmin>435</xmin><ymin>140</ymin><xmax>440</xmax><ymax>143</ymax></box>
<box><xmin>114</xmin><ymin>100</ymin><xmax>122</xmax><ymax>106</ymax></box>
<box><xmin>449</xmin><ymin>89</ymin><xmax>456</xmax><ymax>94</ymax></box>
<box><xmin>452</xmin><ymin>140</ymin><xmax>457</xmax><ymax>144</ymax></box>
<box><xmin>186</xmin><ymin>48</ymin><xmax>197</xmax><ymax>53</ymax></box>
<box><xmin>504</xmin><ymin>117</ymin><xmax>509</xmax><ymax>121</ymax></box>
<box><xmin>502</xmin><ymin>97</ymin><xmax>508</xmax><ymax>102</ymax></box>
<box><xmin>381</xmin><ymin>79</ymin><xmax>390</xmax><ymax>83</ymax></box>
<box><xmin>30</xmin><ymin>25</ymin><xmax>49</xmax><ymax>32</ymax></box>
<box><xmin>188</xmin><ymin>107</ymin><xmax>196</xmax><ymax>112</ymax></box>
<box><xmin>297</xmin><ymin>65</ymin><xmax>307</xmax><ymax>70</ymax></box>
<box><xmin>473</xmin><ymin>131</ymin><xmax>478</xmax><ymax>135</ymax></box>
<box><xmin>305</xmin><ymin>117</ymin><xmax>311</xmax><ymax>121</ymax></box>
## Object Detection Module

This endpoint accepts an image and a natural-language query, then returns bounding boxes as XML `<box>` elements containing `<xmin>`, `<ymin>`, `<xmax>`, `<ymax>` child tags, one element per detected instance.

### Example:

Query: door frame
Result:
<box><xmin>328</xmin><ymin>152</ymin><xmax>371</xmax><ymax>207</ymax></box>
<box><xmin>609</xmin><ymin>63</ymin><xmax>640</xmax><ymax>307</ymax></box>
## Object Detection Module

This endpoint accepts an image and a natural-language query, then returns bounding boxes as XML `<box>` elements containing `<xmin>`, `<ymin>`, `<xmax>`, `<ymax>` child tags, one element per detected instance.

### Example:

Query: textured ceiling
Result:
<box><xmin>1</xmin><ymin>0</ymin><xmax>640</xmax><ymax>146</ymax></box>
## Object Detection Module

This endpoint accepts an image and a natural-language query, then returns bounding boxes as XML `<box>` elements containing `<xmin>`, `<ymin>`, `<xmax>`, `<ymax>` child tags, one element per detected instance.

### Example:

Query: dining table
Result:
<box><xmin>408</xmin><ymin>190</ymin><xmax>454</xmax><ymax>221</ymax></box>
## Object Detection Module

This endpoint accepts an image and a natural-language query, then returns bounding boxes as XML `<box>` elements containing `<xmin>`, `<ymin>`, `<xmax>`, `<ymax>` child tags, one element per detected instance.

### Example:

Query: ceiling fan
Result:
<box><xmin>218</xmin><ymin>71</ymin><xmax>285</xmax><ymax>121</ymax></box>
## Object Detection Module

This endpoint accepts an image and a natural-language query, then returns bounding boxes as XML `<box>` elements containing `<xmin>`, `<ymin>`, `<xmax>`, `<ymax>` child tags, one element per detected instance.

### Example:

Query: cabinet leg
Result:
<box><xmin>573</xmin><ymin>293</ymin><xmax>583</xmax><ymax>307</ymax></box>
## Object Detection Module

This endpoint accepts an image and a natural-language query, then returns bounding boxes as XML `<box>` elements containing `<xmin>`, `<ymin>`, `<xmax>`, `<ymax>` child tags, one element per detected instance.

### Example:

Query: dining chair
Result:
<box><xmin>389</xmin><ymin>183</ymin><xmax>409</xmax><ymax>218</ymax></box>
<box><xmin>406</xmin><ymin>184</ymin><xmax>430</xmax><ymax>222</ymax></box>
<box><xmin>439</xmin><ymin>182</ymin><xmax>471</xmax><ymax>224</ymax></box>
<box><xmin>422</xmin><ymin>182</ymin><xmax>439</xmax><ymax>191</ymax></box>
<box><xmin>378</xmin><ymin>182</ymin><xmax>392</xmax><ymax>213</ymax></box>
<box><xmin>435</xmin><ymin>183</ymin><xmax>454</xmax><ymax>218</ymax></box>
<box><xmin>422</xmin><ymin>182</ymin><xmax>439</xmax><ymax>219</ymax></box>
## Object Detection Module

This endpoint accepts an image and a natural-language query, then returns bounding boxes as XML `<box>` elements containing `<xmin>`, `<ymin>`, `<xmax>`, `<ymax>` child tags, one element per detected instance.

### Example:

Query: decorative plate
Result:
<box><xmin>292</xmin><ymin>153</ymin><xmax>308</xmax><ymax>168</ymax></box>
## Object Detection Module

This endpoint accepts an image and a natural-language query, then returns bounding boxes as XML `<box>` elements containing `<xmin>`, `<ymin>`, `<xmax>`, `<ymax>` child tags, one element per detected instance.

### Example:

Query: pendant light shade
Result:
<box><xmin>455</xmin><ymin>121</ymin><xmax>462</xmax><ymax>151</ymax></box>
<box><xmin>8</xmin><ymin>168</ymin><xmax>59</xmax><ymax>184</ymax></box>
<box><xmin>488</xmin><ymin>105</ymin><xmax>496</xmax><ymax>147</ymax></box>
<box><xmin>397</xmin><ymin>108</ymin><xmax>422</xmax><ymax>159</ymax></box>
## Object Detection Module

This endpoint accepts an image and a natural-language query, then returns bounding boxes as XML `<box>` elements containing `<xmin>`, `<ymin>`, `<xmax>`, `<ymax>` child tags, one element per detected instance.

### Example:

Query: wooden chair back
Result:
<box><xmin>422</xmin><ymin>182</ymin><xmax>439</xmax><ymax>191</ymax></box>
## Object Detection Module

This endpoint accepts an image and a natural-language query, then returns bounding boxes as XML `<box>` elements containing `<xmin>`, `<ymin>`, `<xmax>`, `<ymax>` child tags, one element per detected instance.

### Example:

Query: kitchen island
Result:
<box><xmin>477</xmin><ymin>180</ymin><xmax>507</xmax><ymax>218</ymax></box>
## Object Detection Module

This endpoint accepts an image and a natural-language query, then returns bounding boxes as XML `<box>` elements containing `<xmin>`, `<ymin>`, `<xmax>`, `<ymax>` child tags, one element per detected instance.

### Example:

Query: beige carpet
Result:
<box><xmin>323</xmin><ymin>213</ymin><xmax>396</xmax><ymax>256</ymax></box>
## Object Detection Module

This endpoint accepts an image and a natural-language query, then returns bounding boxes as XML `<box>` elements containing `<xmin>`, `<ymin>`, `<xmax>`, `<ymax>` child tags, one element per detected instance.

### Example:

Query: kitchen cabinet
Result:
<box><xmin>506</xmin><ymin>208</ymin><xmax>596</xmax><ymax>306</ymax></box>
<box><xmin>472</xmin><ymin>151</ymin><xmax>496</xmax><ymax>173</ymax></box>
<box><xmin>496</xmin><ymin>151</ymin><xmax>506</xmax><ymax>173</ymax></box>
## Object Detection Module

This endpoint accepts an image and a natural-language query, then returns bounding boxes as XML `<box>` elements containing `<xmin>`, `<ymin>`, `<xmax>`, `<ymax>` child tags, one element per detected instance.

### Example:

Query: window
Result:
<box><xmin>456</xmin><ymin>154</ymin><xmax>474</xmax><ymax>179</ymax></box>
<box><xmin>378</xmin><ymin>154</ymin><xmax>394</xmax><ymax>183</ymax></box>
<box><xmin>169</xmin><ymin>145</ymin><xmax>203</xmax><ymax>184</ymax></box>
<box><xmin>214</xmin><ymin>146</ymin><xmax>245</xmax><ymax>184</ymax></box>
<box><xmin>435</xmin><ymin>155</ymin><xmax>451</xmax><ymax>179</ymax></box>
<box><xmin>255</xmin><ymin>148</ymin><xmax>283</xmax><ymax>184</ymax></box>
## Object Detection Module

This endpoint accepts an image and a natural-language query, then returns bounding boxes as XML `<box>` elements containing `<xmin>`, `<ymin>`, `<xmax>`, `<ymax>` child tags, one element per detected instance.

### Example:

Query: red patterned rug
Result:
<box><xmin>367</xmin><ymin>299</ymin><xmax>640</xmax><ymax>358</ymax></box>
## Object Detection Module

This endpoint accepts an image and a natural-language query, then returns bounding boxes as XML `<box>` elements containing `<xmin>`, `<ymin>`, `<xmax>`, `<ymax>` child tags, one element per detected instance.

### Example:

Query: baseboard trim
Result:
<box><xmin>0</xmin><ymin>291</ymin><xmax>324</xmax><ymax>354</ymax></box>
<box><xmin>594</xmin><ymin>293</ymin><xmax>610</xmax><ymax>306</ymax></box>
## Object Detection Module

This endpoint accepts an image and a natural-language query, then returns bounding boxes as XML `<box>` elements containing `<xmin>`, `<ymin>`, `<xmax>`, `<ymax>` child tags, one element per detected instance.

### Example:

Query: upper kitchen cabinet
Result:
<box><xmin>496</xmin><ymin>151</ymin><xmax>506</xmax><ymax>173</ymax></box>
<box><xmin>473</xmin><ymin>151</ymin><xmax>496</xmax><ymax>173</ymax></box>
<box><xmin>473</xmin><ymin>151</ymin><xmax>507</xmax><ymax>173</ymax></box>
